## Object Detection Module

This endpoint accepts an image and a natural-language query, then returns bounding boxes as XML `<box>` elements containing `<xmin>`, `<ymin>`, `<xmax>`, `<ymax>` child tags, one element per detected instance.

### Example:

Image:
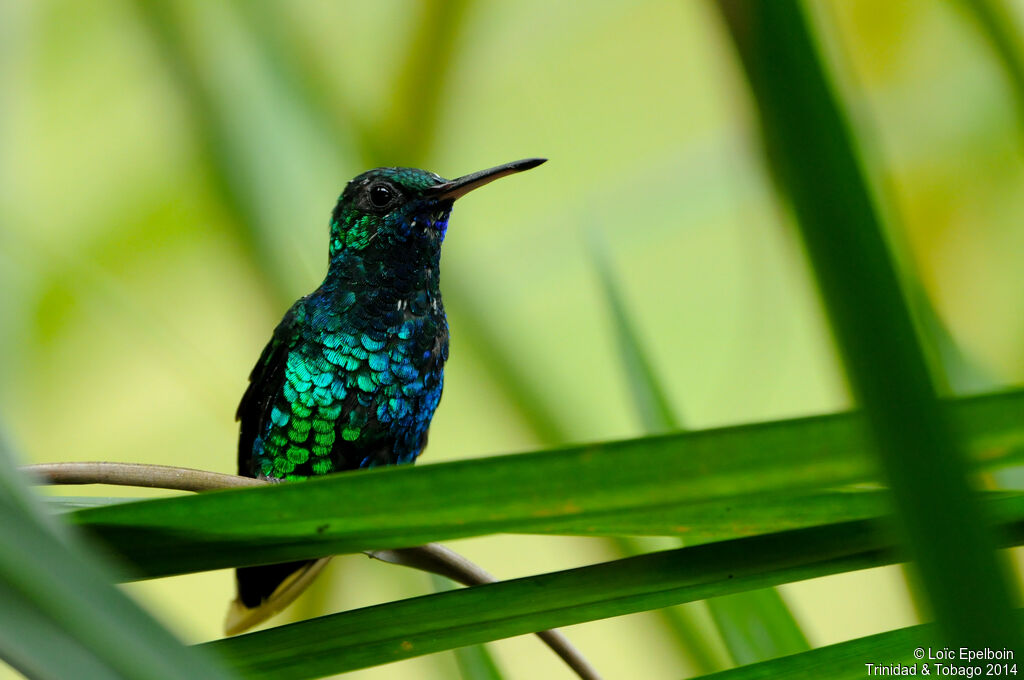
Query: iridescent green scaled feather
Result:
<box><xmin>227</xmin><ymin>159</ymin><xmax>546</xmax><ymax>632</ymax></box>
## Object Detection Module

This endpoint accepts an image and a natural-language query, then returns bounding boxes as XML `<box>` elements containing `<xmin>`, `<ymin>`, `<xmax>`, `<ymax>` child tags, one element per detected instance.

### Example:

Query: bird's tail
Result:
<box><xmin>224</xmin><ymin>558</ymin><xmax>332</xmax><ymax>635</ymax></box>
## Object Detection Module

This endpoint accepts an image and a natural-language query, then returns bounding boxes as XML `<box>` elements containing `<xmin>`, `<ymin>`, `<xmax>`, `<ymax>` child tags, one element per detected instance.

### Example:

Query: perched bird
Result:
<box><xmin>226</xmin><ymin>158</ymin><xmax>546</xmax><ymax>633</ymax></box>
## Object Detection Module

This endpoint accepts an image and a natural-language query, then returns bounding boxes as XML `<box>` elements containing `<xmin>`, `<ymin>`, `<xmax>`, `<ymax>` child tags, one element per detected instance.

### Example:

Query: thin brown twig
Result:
<box><xmin>21</xmin><ymin>461</ymin><xmax>603</xmax><ymax>680</ymax></box>
<box><xmin>367</xmin><ymin>544</ymin><xmax>603</xmax><ymax>680</ymax></box>
<box><xmin>24</xmin><ymin>462</ymin><xmax>265</xmax><ymax>491</ymax></box>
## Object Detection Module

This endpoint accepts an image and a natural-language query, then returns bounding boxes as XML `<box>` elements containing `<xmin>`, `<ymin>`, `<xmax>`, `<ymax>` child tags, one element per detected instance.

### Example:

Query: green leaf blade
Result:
<box><xmin>593</xmin><ymin>235</ymin><xmax>810</xmax><ymax>664</ymax></box>
<box><xmin>204</xmin><ymin>498</ymin><xmax>1024</xmax><ymax>679</ymax></box>
<box><xmin>717</xmin><ymin>0</ymin><xmax>1021</xmax><ymax>653</ymax></box>
<box><xmin>67</xmin><ymin>389</ymin><xmax>1024</xmax><ymax>579</ymax></box>
<box><xmin>0</xmin><ymin>432</ymin><xmax>236</xmax><ymax>680</ymax></box>
<box><xmin>707</xmin><ymin>590</ymin><xmax>809</xmax><ymax>666</ymax></box>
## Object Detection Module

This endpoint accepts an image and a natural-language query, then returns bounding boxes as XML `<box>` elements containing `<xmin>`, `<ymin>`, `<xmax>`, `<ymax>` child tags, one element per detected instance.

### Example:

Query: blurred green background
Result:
<box><xmin>2</xmin><ymin>0</ymin><xmax>1024</xmax><ymax>678</ymax></box>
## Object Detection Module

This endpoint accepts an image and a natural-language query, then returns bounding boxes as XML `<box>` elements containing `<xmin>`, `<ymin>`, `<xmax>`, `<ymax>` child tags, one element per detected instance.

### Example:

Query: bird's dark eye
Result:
<box><xmin>368</xmin><ymin>183</ymin><xmax>394</xmax><ymax>209</ymax></box>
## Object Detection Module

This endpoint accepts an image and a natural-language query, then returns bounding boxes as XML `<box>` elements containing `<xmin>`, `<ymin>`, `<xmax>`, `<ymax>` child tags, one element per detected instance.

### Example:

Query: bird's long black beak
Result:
<box><xmin>430</xmin><ymin>158</ymin><xmax>547</xmax><ymax>202</ymax></box>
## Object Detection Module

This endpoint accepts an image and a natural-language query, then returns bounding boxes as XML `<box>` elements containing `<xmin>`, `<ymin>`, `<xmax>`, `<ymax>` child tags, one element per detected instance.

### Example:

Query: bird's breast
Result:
<box><xmin>304</xmin><ymin>292</ymin><xmax>448</xmax><ymax>464</ymax></box>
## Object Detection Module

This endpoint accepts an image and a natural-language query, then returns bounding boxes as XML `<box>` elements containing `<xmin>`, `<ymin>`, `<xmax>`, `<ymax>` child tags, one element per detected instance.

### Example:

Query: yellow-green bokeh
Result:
<box><xmin>2</xmin><ymin>1</ymin><xmax>1023</xmax><ymax>678</ymax></box>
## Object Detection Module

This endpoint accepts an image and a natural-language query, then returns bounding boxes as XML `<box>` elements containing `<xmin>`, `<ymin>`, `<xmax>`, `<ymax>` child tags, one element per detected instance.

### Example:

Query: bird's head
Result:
<box><xmin>328</xmin><ymin>158</ymin><xmax>546</xmax><ymax>265</ymax></box>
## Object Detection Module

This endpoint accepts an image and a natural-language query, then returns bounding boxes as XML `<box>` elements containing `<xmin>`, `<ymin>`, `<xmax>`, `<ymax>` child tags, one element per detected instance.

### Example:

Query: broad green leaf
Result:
<box><xmin>202</xmin><ymin>495</ymin><xmax>1024</xmax><ymax>679</ymax></box>
<box><xmin>592</xmin><ymin>236</ymin><xmax>808</xmax><ymax>664</ymax></box>
<box><xmin>695</xmin><ymin>626</ymin><xmax>926</xmax><ymax>679</ymax></box>
<box><xmin>0</xmin><ymin>430</ymin><xmax>235</xmax><ymax>680</ymax></box>
<box><xmin>689</xmin><ymin>616</ymin><xmax>1023</xmax><ymax>680</ymax></box>
<box><xmin>706</xmin><ymin>591</ymin><xmax>809</xmax><ymax>667</ymax></box>
<box><xmin>68</xmin><ymin>388</ymin><xmax>1024</xmax><ymax>579</ymax></box>
<box><xmin>717</xmin><ymin>0</ymin><xmax>1020</xmax><ymax>653</ymax></box>
<box><xmin>433</xmin><ymin>576</ymin><xmax>506</xmax><ymax>680</ymax></box>
<box><xmin>615</xmin><ymin>536</ymin><xmax>728</xmax><ymax>673</ymax></box>
<box><xmin>452</xmin><ymin>645</ymin><xmax>505</xmax><ymax>680</ymax></box>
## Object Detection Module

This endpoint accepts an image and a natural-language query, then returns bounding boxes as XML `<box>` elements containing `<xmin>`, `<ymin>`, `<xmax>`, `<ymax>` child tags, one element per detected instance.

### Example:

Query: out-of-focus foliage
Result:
<box><xmin>2</xmin><ymin>1</ymin><xmax>1024</xmax><ymax>678</ymax></box>
<box><xmin>0</xmin><ymin>427</ymin><xmax>236</xmax><ymax>679</ymax></box>
<box><xmin>723</xmin><ymin>0</ymin><xmax>1019</xmax><ymax>654</ymax></box>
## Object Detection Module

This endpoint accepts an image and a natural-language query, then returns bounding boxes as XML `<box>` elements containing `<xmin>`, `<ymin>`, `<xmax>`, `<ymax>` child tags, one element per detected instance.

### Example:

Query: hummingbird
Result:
<box><xmin>226</xmin><ymin>158</ymin><xmax>546</xmax><ymax>633</ymax></box>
